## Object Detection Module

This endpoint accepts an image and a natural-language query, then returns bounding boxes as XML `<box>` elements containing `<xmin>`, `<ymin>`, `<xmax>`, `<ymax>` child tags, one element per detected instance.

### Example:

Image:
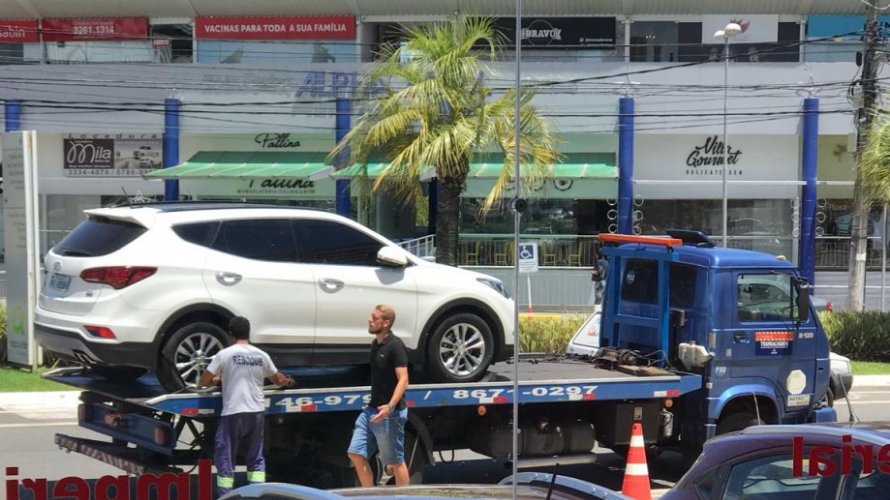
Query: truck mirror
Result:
<box><xmin>795</xmin><ymin>279</ymin><xmax>810</xmax><ymax>324</ymax></box>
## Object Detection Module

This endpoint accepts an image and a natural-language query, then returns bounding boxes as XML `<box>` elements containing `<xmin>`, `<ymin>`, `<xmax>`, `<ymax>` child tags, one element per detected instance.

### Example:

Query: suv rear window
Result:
<box><xmin>54</xmin><ymin>217</ymin><xmax>147</xmax><ymax>257</ymax></box>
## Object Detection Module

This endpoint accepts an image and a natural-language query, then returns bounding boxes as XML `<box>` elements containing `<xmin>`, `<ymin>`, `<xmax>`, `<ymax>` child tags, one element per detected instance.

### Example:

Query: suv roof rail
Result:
<box><xmin>106</xmin><ymin>200</ymin><xmax>326</xmax><ymax>213</ymax></box>
<box><xmin>665</xmin><ymin>229</ymin><xmax>716</xmax><ymax>248</ymax></box>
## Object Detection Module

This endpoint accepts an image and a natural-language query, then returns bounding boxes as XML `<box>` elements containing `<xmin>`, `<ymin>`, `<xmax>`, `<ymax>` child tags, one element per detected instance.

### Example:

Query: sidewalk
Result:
<box><xmin>851</xmin><ymin>374</ymin><xmax>890</xmax><ymax>387</ymax></box>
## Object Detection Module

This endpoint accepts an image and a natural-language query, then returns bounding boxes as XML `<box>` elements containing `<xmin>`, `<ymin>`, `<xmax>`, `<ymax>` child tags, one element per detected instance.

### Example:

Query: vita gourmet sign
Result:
<box><xmin>685</xmin><ymin>135</ymin><xmax>744</xmax><ymax>176</ymax></box>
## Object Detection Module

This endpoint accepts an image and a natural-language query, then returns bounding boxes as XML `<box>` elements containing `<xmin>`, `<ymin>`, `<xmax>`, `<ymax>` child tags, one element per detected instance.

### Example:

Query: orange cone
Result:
<box><xmin>621</xmin><ymin>422</ymin><xmax>652</xmax><ymax>500</ymax></box>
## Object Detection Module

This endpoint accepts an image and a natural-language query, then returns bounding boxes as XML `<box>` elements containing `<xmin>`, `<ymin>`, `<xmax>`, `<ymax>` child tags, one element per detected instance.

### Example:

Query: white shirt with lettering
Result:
<box><xmin>206</xmin><ymin>343</ymin><xmax>277</xmax><ymax>416</ymax></box>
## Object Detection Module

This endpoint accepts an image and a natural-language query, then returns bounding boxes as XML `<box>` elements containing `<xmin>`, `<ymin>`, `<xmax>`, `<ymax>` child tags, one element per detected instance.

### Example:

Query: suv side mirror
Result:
<box><xmin>794</xmin><ymin>278</ymin><xmax>810</xmax><ymax>324</ymax></box>
<box><xmin>377</xmin><ymin>246</ymin><xmax>409</xmax><ymax>267</ymax></box>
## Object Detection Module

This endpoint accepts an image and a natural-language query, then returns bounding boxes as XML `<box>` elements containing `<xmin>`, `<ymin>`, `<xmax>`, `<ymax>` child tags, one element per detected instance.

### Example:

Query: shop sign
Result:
<box><xmin>294</xmin><ymin>70</ymin><xmax>386</xmax><ymax>98</ymax></box>
<box><xmin>63</xmin><ymin>134</ymin><xmax>163</xmax><ymax>177</ymax></box>
<box><xmin>0</xmin><ymin>19</ymin><xmax>39</xmax><ymax>43</ymax></box>
<box><xmin>195</xmin><ymin>15</ymin><xmax>356</xmax><ymax>40</ymax></box>
<box><xmin>255</xmin><ymin>133</ymin><xmax>301</xmax><ymax>149</ymax></box>
<box><xmin>701</xmin><ymin>15</ymin><xmax>779</xmax><ymax>44</ymax></box>
<box><xmin>685</xmin><ymin>135</ymin><xmax>744</xmax><ymax>175</ymax></box>
<box><xmin>182</xmin><ymin>178</ymin><xmax>336</xmax><ymax>199</ymax></box>
<box><xmin>2</xmin><ymin>131</ymin><xmax>39</xmax><ymax>366</ymax></box>
<box><xmin>634</xmin><ymin>134</ymin><xmax>799</xmax><ymax>199</ymax></box>
<box><xmin>42</xmin><ymin>17</ymin><xmax>149</xmax><ymax>41</ymax></box>
<box><xmin>492</xmin><ymin>17</ymin><xmax>616</xmax><ymax>48</ymax></box>
<box><xmin>240</xmin><ymin>178</ymin><xmax>318</xmax><ymax>196</ymax></box>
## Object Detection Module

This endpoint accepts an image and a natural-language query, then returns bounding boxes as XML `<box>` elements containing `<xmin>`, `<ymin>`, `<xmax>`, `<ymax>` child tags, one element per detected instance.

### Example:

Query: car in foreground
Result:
<box><xmin>662</xmin><ymin>422</ymin><xmax>890</xmax><ymax>499</ymax></box>
<box><xmin>220</xmin><ymin>473</ymin><xmax>631</xmax><ymax>500</ymax></box>
<box><xmin>35</xmin><ymin>202</ymin><xmax>514</xmax><ymax>392</ymax></box>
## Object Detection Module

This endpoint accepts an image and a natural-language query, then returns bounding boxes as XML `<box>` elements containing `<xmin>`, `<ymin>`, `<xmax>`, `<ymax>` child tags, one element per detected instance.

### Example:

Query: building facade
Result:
<box><xmin>0</xmin><ymin>1</ymin><xmax>881</xmax><ymax>271</ymax></box>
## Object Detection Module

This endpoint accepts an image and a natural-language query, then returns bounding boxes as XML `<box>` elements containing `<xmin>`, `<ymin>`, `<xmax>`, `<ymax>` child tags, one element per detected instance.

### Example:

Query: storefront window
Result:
<box><xmin>197</xmin><ymin>40</ymin><xmax>358</xmax><ymax>65</ymax></box>
<box><xmin>0</xmin><ymin>42</ymin><xmax>24</xmax><ymax>64</ymax></box>
<box><xmin>46</xmin><ymin>41</ymin><xmax>154</xmax><ymax>63</ymax></box>
<box><xmin>150</xmin><ymin>24</ymin><xmax>193</xmax><ymax>63</ymax></box>
<box><xmin>459</xmin><ymin>198</ymin><xmax>612</xmax><ymax>235</ymax></box>
<box><xmin>637</xmin><ymin>199</ymin><xmax>793</xmax><ymax>254</ymax></box>
<box><xmin>630</xmin><ymin>22</ymin><xmax>679</xmax><ymax>62</ymax></box>
<box><xmin>676</xmin><ymin>21</ymin><xmax>800</xmax><ymax>62</ymax></box>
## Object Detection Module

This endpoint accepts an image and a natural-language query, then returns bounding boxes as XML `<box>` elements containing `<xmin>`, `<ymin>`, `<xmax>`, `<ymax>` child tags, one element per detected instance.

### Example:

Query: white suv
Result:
<box><xmin>35</xmin><ymin>203</ymin><xmax>514</xmax><ymax>392</ymax></box>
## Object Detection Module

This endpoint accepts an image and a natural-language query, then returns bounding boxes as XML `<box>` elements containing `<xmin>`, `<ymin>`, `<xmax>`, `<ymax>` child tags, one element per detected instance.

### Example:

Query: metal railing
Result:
<box><xmin>815</xmin><ymin>236</ymin><xmax>890</xmax><ymax>270</ymax></box>
<box><xmin>457</xmin><ymin>234</ymin><xmax>603</xmax><ymax>267</ymax></box>
<box><xmin>396</xmin><ymin>234</ymin><xmax>436</xmax><ymax>260</ymax></box>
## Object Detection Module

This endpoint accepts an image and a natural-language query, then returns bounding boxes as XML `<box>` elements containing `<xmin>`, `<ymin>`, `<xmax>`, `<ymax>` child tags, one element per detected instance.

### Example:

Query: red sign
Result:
<box><xmin>0</xmin><ymin>19</ymin><xmax>38</xmax><ymax>43</ymax></box>
<box><xmin>196</xmin><ymin>15</ymin><xmax>355</xmax><ymax>40</ymax></box>
<box><xmin>42</xmin><ymin>17</ymin><xmax>148</xmax><ymax>41</ymax></box>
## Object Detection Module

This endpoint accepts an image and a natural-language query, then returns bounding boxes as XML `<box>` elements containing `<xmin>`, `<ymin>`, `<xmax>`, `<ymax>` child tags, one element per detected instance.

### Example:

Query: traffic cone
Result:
<box><xmin>621</xmin><ymin>422</ymin><xmax>652</xmax><ymax>500</ymax></box>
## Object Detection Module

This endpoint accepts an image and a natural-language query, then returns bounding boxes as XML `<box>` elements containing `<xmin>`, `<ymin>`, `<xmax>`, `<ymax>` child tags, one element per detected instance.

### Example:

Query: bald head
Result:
<box><xmin>368</xmin><ymin>304</ymin><xmax>396</xmax><ymax>335</ymax></box>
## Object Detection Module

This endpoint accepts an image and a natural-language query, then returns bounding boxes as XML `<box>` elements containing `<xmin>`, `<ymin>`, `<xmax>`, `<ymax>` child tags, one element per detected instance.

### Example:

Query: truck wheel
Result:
<box><xmin>372</xmin><ymin>430</ymin><xmax>428</xmax><ymax>485</ymax></box>
<box><xmin>425</xmin><ymin>313</ymin><xmax>494</xmax><ymax>383</ymax></box>
<box><xmin>822</xmin><ymin>386</ymin><xmax>835</xmax><ymax>408</ymax></box>
<box><xmin>157</xmin><ymin>322</ymin><xmax>229</xmax><ymax>393</ymax></box>
<box><xmin>716</xmin><ymin>412</ymin><xmax>764</xmax><ymax>435</ymax></box>
<box><xmin>91</xmin><ymin>366</ymin><xmax>147</xmax><ymax>381</ymax></box>
<box><xmin>404</xmin><ymin>430</ymin><xmax>429</xmax><ymax>484</ymax></box>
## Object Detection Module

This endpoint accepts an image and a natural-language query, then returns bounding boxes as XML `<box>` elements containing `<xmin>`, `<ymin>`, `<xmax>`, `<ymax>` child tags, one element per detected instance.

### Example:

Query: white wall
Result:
<box><xmin>0</xmin><ymin>60</ymin><xmax>869</xmax><ymax>137</ymax></box>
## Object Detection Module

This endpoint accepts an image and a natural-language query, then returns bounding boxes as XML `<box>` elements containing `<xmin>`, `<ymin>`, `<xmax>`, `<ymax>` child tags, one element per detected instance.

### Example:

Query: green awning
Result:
<box><xmin>467</xmin><ymin>153</ymin><xmax>616</xmax><ymax>179</ymax></box>
<box><xmin>331</xmin><ymin>153</ymin><xmax>616</xmax><ymax>180</ymax></box>
<box><xmin>330</xmin><ymin>162</ymin><xmax>392</xmax><ymax>178</ymax></box>
<box><xmin>144</xmin><ymin>152</ymin><xmax>334</xmax><ymax>179</ymax></box>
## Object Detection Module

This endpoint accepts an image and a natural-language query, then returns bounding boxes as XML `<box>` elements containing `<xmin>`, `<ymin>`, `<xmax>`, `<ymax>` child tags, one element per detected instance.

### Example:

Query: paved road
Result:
<box><xmin>813</xmin><ymin>271</ymin><xmax>890</xmax><ymax>311</ymax></box>
<box><xmin>1</xmin><ymin>377</ymin><xmax>887</xmax><ymax>497</ymax></box>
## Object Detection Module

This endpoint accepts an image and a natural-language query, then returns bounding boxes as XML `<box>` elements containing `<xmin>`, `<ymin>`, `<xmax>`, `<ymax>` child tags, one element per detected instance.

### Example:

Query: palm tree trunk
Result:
<box><xmin>436</xmin><ymin>176</ymin><xmax>463</xmax><ymax>266</ymax></box>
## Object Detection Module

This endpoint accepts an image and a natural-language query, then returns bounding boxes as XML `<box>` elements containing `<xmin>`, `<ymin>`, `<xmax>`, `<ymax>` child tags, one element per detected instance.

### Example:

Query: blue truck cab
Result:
<box><xmin>598</xmin><ymin>230</ymin><xmax>837</xmax><ymax>454</ymax></box>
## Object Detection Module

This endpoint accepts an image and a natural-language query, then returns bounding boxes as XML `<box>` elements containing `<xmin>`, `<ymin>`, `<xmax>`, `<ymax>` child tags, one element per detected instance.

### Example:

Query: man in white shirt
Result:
<box><xmin>199</xmin><ymin>316</ymin><xmax>293</xmax><ymax>497</ymax></box>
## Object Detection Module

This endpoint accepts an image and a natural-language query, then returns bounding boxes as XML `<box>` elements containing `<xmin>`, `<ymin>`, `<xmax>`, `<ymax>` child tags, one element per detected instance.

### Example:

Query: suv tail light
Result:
<box><xmin>84</xmin><ymin>325</ymin><xmax>116</xmax><ymax>339</ymax></box>
<box><xmin>81</xmin><ymin>266</ymin><xmax>157</xmax><ymax>289</ymax></box>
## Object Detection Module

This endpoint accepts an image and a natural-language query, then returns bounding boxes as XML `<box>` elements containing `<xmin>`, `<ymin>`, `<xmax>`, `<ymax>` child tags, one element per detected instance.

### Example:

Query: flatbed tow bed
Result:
<box><xmin>46</xmin><ymin>358</ymin><xmax>702</xmax><ymax>483</ymax></box>
<box><xmin>46</xmin><ymin>359</ymin><xmax>702</xmax><ymax>416</ymax></box>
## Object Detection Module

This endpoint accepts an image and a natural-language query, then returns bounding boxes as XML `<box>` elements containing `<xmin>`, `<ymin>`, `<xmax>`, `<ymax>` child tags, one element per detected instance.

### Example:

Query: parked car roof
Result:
<box><xmin>664</xmin><ymin>422</ymin><xmax>890</xmax><ymax>500</ymax></box>
<box><xmin>220</xmin><ymin>473</ymin><xmax>632</xmax><ymax>500</ymax></box>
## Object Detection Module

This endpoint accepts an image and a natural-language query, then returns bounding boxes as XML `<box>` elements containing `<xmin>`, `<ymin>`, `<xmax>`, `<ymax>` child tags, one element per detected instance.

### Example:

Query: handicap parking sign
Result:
<box><xmin>518</xmin><ymin>242</ymin><xmax>539</xmax><ymax>273</ymax></box>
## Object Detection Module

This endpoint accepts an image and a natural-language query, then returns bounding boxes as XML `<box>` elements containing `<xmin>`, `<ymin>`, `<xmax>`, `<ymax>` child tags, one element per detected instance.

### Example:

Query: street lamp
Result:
<box><xmin>715</xmin><ymin>22</ymin><xmax>742</xmax><ymax>247</ymax></box>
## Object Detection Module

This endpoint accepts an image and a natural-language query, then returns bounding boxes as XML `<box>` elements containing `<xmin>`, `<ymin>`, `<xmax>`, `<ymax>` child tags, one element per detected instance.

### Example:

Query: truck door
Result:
<box><xmin>731</xmin><ymin>271</ymin><xmax>818</xmax><ymax>415</ymax></box>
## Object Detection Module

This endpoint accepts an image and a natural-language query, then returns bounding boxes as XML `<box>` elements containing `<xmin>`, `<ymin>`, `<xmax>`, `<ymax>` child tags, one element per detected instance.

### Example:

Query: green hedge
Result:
<box><xmin>820</xmin><ymin>311</ymin><xmax>890</xmax><ymax>362</ymax></box>
<box><xmin>519</xmin><ymin>315</ymin><xmax>586</xmax><ymax>354</ymax></box>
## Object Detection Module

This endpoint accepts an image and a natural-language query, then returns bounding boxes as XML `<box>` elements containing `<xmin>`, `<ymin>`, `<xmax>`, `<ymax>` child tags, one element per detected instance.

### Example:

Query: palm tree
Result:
<box><xmin>862</xmin><ymin>120</ymin><xmax>890</xmax><ymax>200</ymax></box>
<box><xmin>330</xmin><ymin>16</ymin><xmax>560</xmax><ymax>265</ymax></box>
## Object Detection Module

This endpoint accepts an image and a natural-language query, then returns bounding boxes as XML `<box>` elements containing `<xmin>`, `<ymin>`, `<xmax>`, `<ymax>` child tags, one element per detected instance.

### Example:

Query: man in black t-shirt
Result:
<box><xmin>347</xmin><ymin>304</ymin><xmax>410</xmax><ymax>485</ymax></box>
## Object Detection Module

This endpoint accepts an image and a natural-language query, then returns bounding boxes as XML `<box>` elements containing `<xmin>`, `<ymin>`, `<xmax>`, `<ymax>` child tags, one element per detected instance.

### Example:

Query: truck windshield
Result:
<box><xmin>737</xmin><ymin>273</ymin><xmax>796</xmax><ymax>322</ymax></box>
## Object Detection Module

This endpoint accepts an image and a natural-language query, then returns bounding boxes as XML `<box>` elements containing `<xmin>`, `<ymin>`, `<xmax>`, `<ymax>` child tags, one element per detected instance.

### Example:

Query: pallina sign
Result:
<box><xmin>685</xmin><ymin>135</ymin><xmax>744</xmax><ymax>176</ymax></box>
<box><xmin>254</xmin><ymin>133</ymin><xmax>301</xmax><ymax>149</ymax></box>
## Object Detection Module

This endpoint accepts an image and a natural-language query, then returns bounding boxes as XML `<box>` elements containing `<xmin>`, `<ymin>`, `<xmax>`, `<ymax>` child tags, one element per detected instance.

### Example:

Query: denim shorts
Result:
<box><xmin>347</xmin><ymin>406</ymin><xmax>407</xmax><ymax>465</ymax></box>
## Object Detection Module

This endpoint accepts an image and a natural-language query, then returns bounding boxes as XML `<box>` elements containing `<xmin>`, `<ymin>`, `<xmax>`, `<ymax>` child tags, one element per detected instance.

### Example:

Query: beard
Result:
<box><xmin>368</xmin><ymin>326</ymin><xmax>381</xmax><ymax>335</ymax></box>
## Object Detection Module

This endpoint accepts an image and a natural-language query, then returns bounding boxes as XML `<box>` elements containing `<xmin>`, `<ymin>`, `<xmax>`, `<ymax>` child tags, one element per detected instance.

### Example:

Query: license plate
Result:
<box><xmin>50</xmin><ymin>273</ymin><xmax>71</xmax><ymax>291</ymax></box>
<box><xmin>787</xmin><ymin>394</ymin><xmax>811</xmax><ymax>407</ymax></box>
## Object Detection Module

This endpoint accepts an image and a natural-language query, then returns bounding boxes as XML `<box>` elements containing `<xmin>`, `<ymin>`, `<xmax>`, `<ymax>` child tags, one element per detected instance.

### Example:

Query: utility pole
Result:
<box><xmin>848</xmin><ymin>4</ymin><xmax>880</xmax><ymax>311</ymax></box>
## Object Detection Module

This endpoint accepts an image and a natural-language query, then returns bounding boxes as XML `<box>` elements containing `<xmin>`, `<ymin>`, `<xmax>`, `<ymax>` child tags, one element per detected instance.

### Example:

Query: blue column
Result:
<box><xmin>335</xmin><ymin>97</ymin><xmax>351</xmax><ymax>217</ymax></box>
<box><xmin>163</xmin><ymin>98</ymin><xmax>181</xmax><ymax>201</ymax></box>
<box><xmin>618</xmin><ymin>97</ymin><xmax>635</xmax><ymax>234</ymax></box>
<box><xmin>5</xmin><ymin>100</ymin><xmax>21</xmax><ymax>131</ymax></box>
<box><xmin>799</xmin><ymin>97</ymin><xmax>819</xmax><ymax>285</ymax></box>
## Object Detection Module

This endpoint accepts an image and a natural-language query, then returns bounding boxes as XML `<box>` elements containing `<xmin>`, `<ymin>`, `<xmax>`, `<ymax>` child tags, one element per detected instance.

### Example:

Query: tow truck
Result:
<box><xmin>46</xmin><ymin>230</ymin><xmax>837</xmax><ymax>486</ymax></box>
<box><xmin>48</xmin><ymin>358</ymin><xmax>701</xmax><ymax>486</ymax></box>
